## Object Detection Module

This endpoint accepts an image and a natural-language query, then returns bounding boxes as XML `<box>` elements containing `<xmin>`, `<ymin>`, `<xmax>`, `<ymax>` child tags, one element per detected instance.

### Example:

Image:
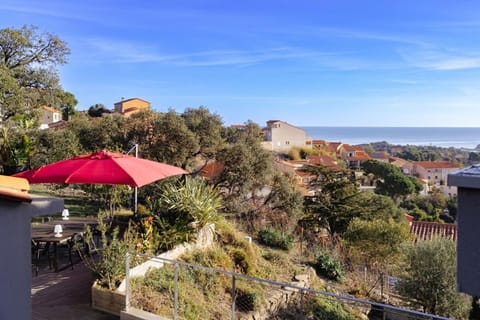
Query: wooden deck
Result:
<box><xmin>32</xmin><ymin>261</ymin><xmax>118</xmax><ymax>320</ymax></box>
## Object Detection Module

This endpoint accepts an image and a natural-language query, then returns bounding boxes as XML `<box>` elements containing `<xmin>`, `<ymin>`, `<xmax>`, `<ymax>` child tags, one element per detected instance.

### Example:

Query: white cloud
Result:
<box><xmin>399</xmin><ymin>47</ymin><xmax>480</xmax><ymax>71</ymax></box>
<box><xmin>83</xmin><ymin>38</ymin><xmax>327</xmax><ymax>66</ymax></box>
<box><xmin>0</xmin><ymin>2</ymin><xmax>95</xmax><ymax>22</ymax></box>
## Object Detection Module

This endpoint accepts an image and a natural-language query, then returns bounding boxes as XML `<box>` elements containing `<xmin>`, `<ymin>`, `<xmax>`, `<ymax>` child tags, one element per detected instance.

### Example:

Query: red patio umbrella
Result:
<box><xmin>13</xmin><ymin>150</ymin><xmax>188</xmax><ymax>187</ymax></box>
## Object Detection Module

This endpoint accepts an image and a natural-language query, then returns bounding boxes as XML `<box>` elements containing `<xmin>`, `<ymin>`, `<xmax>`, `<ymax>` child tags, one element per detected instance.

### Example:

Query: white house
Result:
<box><xmin>414</xmin><ymin>161</ymin><xmax>461</xmax><ymax>196</ymax></box>
<box><xmin>262</xmin><ymin>120</ymin><xmax>307</xmax><ymax>152</ymax></box>
<box><xmin>40</xmin><ymin>106</ymin><xmax>62</xmax><ymax>129</ymax></box>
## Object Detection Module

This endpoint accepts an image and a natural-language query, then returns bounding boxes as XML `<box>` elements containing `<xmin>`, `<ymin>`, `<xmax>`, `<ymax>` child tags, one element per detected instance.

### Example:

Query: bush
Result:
<box><xmin>258</xmin><ymin>227</ymin><xmax>294</xmax><ymax>251</ymax></box>
<box><xmin>230</xmin><ymin>248</ymin><xmax>255</xmax><ymax>274</ymax></box>
<box><xmin>236</xmin><ymin>286</ymin><xmax>263</xmax><ymax>312</ymax></box>
<box><xmin>80</xmin><ymin>213</ymin><xmax>140</xmax><ymax>290</ymax></box>
<box><xmin>313</xmin><ymin>251</ymin><xmax>344</xmax><ymax>282</ymax></box>
<box><xmin>311</xmin><ymin>297</ymin><xmax>357</xmax><ymax>320</ymax></box>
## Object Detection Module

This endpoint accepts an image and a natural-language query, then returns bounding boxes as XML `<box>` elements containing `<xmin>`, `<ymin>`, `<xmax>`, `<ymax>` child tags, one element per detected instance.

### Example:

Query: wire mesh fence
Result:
<box><xmin>125</xmin><ymin>252</ymin><xmax>451</xmax><ymax>320</ymax></box>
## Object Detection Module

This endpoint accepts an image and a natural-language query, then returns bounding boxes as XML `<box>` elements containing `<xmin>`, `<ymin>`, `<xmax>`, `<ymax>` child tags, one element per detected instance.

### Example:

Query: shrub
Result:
<box><xmin>313</xmin><ymin>251</ymin><xmax>344</xmax><ymax>282</ymax></box>
<box><xmin>230</xmin><ymin>248</ymin><xmax>255</xmax><ymax>274</ymax></box>
<box><xmin>311</xmin><ymin>297</ymin><xmax>357</xmax><ymax>320</ymax></box>
<box><xmin>80</xmin><ymin>213</ymin><xmax>140</xmax><ymax>290</ymax></box>
<box><xmin>258</xmin><ymin>227</ymin><xmax>294</xmax><ymax>251</ymax></box>
<box><xmin>236</xmin><ymin>286</ymin><xmax>263</xmax><ymax>312</ymax></box>
<box><xmin>147</xmin><ymin>177</ymin><xmax>223</xmax><ymax>253</ymax></box>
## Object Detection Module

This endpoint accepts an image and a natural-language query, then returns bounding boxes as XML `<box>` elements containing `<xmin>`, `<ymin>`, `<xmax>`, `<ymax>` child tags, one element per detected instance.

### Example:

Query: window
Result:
<box><xmin>285</xmin><ymin>141</ymin><xmax>290</xmax><ymax>145</ymax></box>
<box><xmin>428</xmin><ymin>176</ymin><xmax>431</xmax><ymax>180</ymax></box>
<box><xmin>435</xmin><ymin>176</ymin><xmax>438</xmax><ymax>180</ymax></box>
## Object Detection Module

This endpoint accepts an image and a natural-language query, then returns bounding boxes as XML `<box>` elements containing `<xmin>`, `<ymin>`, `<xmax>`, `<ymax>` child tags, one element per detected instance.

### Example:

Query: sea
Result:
<box><xmin>302</xmin><ymin>127</ymin><xmax>480</xmax><ymax>150</ymax></box>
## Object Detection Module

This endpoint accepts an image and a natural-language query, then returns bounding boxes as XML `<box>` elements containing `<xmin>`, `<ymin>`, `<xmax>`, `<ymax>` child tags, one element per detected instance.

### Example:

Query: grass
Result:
<box><xmin>29</xmin><ymin>184</ymin><xmax>134</xmax><ymax>218</ymax></box>
<box><xmin>130</xmin><ymin>222</ymin><xmax>301</xmax><ymax>319</ymax></box>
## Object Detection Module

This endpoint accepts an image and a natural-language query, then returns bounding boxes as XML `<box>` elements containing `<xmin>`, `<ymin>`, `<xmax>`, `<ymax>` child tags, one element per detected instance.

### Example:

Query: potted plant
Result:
<box><xmin>79</xmin><ymin>214</ymin><xmax>139</xmax><ymax>316</ymax></box>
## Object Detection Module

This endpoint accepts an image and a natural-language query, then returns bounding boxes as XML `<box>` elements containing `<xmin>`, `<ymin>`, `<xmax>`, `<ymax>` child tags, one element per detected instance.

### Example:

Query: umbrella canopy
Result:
<box><xmin>13</xmin><ymin>150</ymin><xmax>188</xmax><ymax>187</ymax></box>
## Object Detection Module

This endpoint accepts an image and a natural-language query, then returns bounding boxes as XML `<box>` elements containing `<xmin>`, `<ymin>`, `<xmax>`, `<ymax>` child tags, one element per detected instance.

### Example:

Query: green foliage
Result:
<box><xmin>183</xmin><ymin>246</ymin><xmax>233</xmax><ymax>271</ymax></box>
<box><xmin>31</xmin><ymin>128</ymin><xmax>80</xmax><ymax>167</ymax></box>
<box><xmin>87</xmin><ymin>103</ymin><xmax>111</xmax><ymax>117</ymax></box>
<box><xmin>0</xmin><ymin>122</ymin><xmax>34</xmax><ymax>170</ymax></box>
<box><xmin>273</xmin><ymin>294</ymin><xmax>358</xmax><ymax>319</ymax></box>
<box><xmin>344</xmin><ymin>218</ymin><xmax>411</xmax><ymax>270</ymax></box>
<box><xmin>0</xmin><ymin>25</ymin><xmax>71</xmax><ymax>122</ymax></box>
<box><xmin>152</xmin><ymin>216</ymin><xmax>196</xmax><ymax>252</ymax></box>
<box><xmin>159</xmin><ymin>176</ymin><xmax>222</xmax><ymax>228</ymax></box>
<box><xmin>303</xmin><ymin>166</ymin><xmax>360</xmax><ymax>239</ymax></box>
<box><xmin>313</xmin><ymin>250</ymin><xmax>344</xmax><ymax>281</ymax></box>
<box><xmin>59</xmin><ymin>91</ymin><xmax>78</xmax><ymax>120</ymax></box>
<box><xmin>348</xmin><ymin>192</ymin><xmax>404</xmax><ymax>222</ymax></box>
<box><xmin>68</xmin><ymin>114</ymin><xmax>126</xmax><ymax>152</ymax></box>
<box><xmin>79</xmin><ymin>184</ymin><xmax>131</xmax><ymax>217</ymax></box>
<box><xmin>396</xmin><ymin>146</ymin><xmax>441</xmax><ymax>162</ymax></box>
<box><xmin>397</xmin><ymin>239</ymin><xmax>471</xmax><ymax>318</ymax></box>
<box><xmin>258</xmin><ymin>227</ymin><xmax>294</xmax><ymax>251</ymax></box>
<box><xmin>309</xmin><ymin>297</ymin><xmax>357</xmax><ymax>320</ymax></box>
<box><xmin>362</xmin><ymin>160</ymin><xmax>417</xmax><ymax>199</ymax></box>
<box><xmin>81</xmin><ymin>214</ymin><xmax>140</xmax><ymax>290</ymax></box>
<box><xmin>402</xmin><ymin>192</ymin><xmax>449</xmax><ymax>222</ymax></box>
<box><xmin>262</xmin><ymin>173</ymin><xmax>304</xmax><ymax>232</ymax></box>
<box><xmin>146</xmin><ymin>177</ymin><xmax>222</xmax><ymax>253</ymax></box>
<box><xmin>216</xmin><ymin>121</ymin><xmax>274</xmax><ymax>214</ymax></box>
<box><xmin>131</xmin><ymin>221</ymin><xmax>299</xmax><ymax>319</ymax></box>
<box><xmin>236</xmin><ymin>286</ymin><xmax>264</xmax><ymax>311</ymax></box>
<box><xmin>181</xmin><ymin>106</ymin><xmax>225</xmax><ymax>162</ymax></box>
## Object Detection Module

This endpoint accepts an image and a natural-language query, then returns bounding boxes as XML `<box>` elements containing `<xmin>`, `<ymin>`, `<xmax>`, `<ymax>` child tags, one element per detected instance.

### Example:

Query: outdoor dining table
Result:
<box><xmin>31</xmin><ymin>216</ymin><xmax>98</xmax><ymax>272</ymax></box>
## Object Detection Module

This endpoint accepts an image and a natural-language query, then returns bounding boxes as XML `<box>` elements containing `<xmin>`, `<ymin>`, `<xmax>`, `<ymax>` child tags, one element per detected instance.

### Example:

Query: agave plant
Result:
<box><xmin>146</xmin><ymin>177</ymin><xmax>223</xmax><ymax>253</ymax></box>
<box><xmin>158</xmin><ymin>176</ymin><xmax>222</xmax><ymax>228</ymax></box>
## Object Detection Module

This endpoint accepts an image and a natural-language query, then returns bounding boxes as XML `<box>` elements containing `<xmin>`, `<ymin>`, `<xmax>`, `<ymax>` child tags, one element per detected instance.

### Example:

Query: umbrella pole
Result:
<box><xmin>126</xmin><ymin>143</ymin><xmax>139</xmax><ymax>216</ymax></box>
<box><xmin>134</xmin><ymin>145</ymin><xmax>138</xmax><ymax>215</ymax></box>
<box><xmin>134</xmin><ymin>187</ymin><xmax>138</xmax><ymax>215</ymax></box>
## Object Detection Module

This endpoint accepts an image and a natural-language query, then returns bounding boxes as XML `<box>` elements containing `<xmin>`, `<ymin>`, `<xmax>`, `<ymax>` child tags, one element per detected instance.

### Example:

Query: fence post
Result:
<box><xmin>231</xmin><ymin>275</ymin><xmax>236</xmax><ymax>320</ymax></box>
<box><xmin>125</xmin><ymin>252</ymin><xmax>130</xmax><ymax>312</ymax></box>
<box><xmin>174</xmin><ymin>262</ymin><xmax>179</xmax><ymax>320</ymax></box>
<box><xmin>300</xmin><ymin>289</ymin><xmax>305</xmax><ymax>315</ymax></box>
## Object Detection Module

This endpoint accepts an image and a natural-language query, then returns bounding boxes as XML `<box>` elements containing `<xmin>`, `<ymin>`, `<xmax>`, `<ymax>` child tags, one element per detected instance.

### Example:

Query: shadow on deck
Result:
<box><xmin>32</xmin><ymin>260</ymin><xmax>118</xmax><ymax>320</ymax></box>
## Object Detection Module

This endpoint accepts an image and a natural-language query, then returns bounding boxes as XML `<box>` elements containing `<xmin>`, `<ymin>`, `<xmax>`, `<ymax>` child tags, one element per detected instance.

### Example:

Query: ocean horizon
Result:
<box><xmin>302</xmin><ymin>127</ymin><xmax>480</xmax><ymax>150</ymax></box>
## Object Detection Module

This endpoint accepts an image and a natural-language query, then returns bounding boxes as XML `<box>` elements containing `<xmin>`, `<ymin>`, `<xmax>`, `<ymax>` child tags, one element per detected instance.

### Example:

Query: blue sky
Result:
<box><xmin>1</xmin><ymin>0</ymin><xmax>480</xmax><ymax>127</ymax></box>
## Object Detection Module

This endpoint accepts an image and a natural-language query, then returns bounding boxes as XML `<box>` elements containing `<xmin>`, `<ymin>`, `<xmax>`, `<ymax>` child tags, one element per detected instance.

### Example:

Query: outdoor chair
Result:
<box><xmin>31</xmin><ymin>240</ymin><xmax>51</xmax><ymax>276</ymax></box>
<box><xmin>65</xmin><ymin>233</ymin><xmax>86</xmax><ymax>270</ymax></box>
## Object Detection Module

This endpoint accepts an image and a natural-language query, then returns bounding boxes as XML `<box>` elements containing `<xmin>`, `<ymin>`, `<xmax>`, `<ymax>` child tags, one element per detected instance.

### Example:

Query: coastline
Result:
<box><xmin>302</xmin><ymin>126</ymin><xmax>480</xmax><ymax>150</ymax></box>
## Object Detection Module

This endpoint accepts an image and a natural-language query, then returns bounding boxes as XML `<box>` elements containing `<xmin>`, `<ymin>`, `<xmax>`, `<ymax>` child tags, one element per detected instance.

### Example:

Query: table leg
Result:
<box><xmin>53</xmin><ymin>242</ymin><xmax>58</xmax><ymax>272</ymax></box>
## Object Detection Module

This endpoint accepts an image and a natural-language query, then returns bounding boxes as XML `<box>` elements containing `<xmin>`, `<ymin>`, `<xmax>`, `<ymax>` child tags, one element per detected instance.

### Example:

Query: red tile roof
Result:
<box><xmin>41</xmin><ymin>105</ymin><xmax>61</xmax><ymax>113</ymax></box>
<box><xmin>410</xmin><ymin>221</ymin><xmax>457</xmax><ymax>242</ymax></box>
<box><xmin>325</xmin><ymin>142</ymin><xmax>342</xmax><ymax>153</ymax></box>
<box><xmin>114</xmin><ymin>97</ymin><xmax>150</xmax><ymax>104</ymax></box>
<box><xmin>342</xmin><ymin>144</ymin><xmax>365</xmax><ymax>152</ymax></box>
<box><xmin>310</xmin><ymin>139</ymin><xmax>326</xmax><ymax>145</ymax></box>
<box><xmin>200</xmin><ymin>161</ymin><xmax>224</xmax><ymax>180</ymax></box>
<box><xmin>307</xmin><ymin>155</ymin><xmax>338</xmax><ymax>167</ymax></box>
<box><xmin>346</xmin><ymin>151</ymin><xmax>371</xmax><ymax>161</ymax></box>
<box><xmin>415</xmin><ymin>161</ymin><xmax>461</xmax><ymax>169</ymax></box>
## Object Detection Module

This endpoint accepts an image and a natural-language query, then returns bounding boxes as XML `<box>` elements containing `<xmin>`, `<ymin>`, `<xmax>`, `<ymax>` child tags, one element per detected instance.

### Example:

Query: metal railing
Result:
<box><xmin>124</xmin><ymin>252</ymin><xmax>451</xmax><ymax>320</ymax></box>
